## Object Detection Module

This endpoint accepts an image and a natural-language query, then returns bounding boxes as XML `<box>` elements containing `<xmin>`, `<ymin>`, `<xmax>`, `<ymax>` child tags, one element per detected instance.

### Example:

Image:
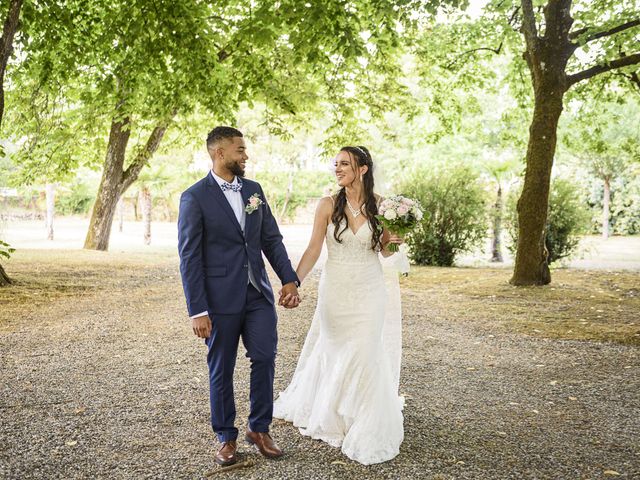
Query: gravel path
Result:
<box><xmin>1</xmin><ymin>261</ymin><xmax>638</xmax><ymax>479</ymax></box>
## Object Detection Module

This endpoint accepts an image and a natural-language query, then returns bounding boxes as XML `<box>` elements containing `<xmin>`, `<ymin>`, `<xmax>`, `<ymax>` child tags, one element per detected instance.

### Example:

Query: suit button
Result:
<box><xmin>244</xmin><ymin>264</ymin><xmax>248</xmax><ymax>268</ymax></box>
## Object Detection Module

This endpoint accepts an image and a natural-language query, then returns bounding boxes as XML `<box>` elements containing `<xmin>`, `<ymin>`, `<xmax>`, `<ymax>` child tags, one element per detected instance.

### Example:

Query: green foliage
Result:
<box><xmin>397</xmin><ymin>165</ymin><xmax>488</xmax><ymax>266</ymax></box>
<box><xmin>611</xmin><ymin>177</ymin><xmax>640</xmax><ymax>235</ymax></box>
<box><xmin>254</xmin><ymin>170</ymin><xmax>333</xmax><ymax>222</ymax></box>
<box><xmin>0</xmin><ymin>240</ymin><xmax>15</xmax><ymax>260</ymax></box>
<box><xmin>506</xmin><ymin>179</ymin><xmax>591</xmax><ymax>264</ymax></box>
<box><xmin>56</xmin><ymin>181</ymin><xmax>96</xmax><ymax>215</ymax></box>
<box><xmin>7</xmin><ymin>0</ymin><xmax>431</xmax><ymax>188</ymax></box>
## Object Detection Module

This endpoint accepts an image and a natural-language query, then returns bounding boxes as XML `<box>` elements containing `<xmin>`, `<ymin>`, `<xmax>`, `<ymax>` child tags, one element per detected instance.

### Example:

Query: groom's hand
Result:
<box><xmin>192</xmin><ymin>314</ymin><xmax>212</xmax><ymax>338</ymax></box>
<box><xmin>279</xmin><ymin>282</ymin><xmax>300</xmax><ymax>309</ymax></box>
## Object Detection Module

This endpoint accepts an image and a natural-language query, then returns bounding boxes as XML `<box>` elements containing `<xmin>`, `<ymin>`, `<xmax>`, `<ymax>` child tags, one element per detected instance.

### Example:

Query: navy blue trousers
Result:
<box><xmin>205</xmin><ymin>284</ymin><xmax>278</xmax><ymax>442</ymax></box>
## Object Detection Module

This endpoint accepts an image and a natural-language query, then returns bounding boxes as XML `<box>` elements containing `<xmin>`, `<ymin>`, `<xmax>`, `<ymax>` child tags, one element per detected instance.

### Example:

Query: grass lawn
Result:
<box><xmin>401</xmin><ymin>266</ymin><xmax>639</xmax><ymax>346</ymax></box>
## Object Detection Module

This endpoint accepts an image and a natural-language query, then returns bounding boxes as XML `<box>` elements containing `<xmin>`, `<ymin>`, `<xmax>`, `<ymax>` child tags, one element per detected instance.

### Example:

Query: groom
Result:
<box><xmin>178</xmin><ymin>126</ymin><xmax>300</xmax><ymax>466</ymax></box>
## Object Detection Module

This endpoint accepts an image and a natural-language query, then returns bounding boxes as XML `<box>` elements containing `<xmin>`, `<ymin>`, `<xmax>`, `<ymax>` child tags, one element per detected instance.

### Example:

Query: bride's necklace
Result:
<box><xmin>346</xmin><ymin>197</ymin><xmax>363</xmax><ymax>218</ymax></box>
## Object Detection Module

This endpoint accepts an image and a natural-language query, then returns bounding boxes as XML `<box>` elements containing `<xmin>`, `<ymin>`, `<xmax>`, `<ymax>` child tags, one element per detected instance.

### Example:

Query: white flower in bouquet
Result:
<box><xmin>384</xmin><ymin>209</ymin><xmax>398</xmax><ymax>220</ymax></box>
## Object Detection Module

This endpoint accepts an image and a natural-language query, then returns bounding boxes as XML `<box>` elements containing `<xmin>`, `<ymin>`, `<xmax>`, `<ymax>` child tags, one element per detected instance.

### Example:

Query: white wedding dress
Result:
<box><xmin>274</xmin><ymin>219</ymin><xmax>404</xmax><ymax>465</ymax></box>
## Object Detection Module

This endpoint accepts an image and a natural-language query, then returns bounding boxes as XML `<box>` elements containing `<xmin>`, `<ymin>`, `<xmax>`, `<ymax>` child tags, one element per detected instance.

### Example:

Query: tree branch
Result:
<box><xmin>509</xmin><ymin>6</ymin><xmax>521</xmax><ymax>25</ymax></box>
<box><xmin>0</xmin><ymin>0</ymin><xmax>24</xmax><ymax>129</ymax></box>
<box><xmin>120</xmin><ymin>110</ymin><xmax>176</xmax><ymax>194</ymax></box>
<box><xmin>567</xmin><ymin>52</ymin><xmax>640</xmax><ymax>87</ymax></box>
<box><xmin>0</xmin><ymin>0</ymin><xmax>23</xmax><ymax>73</ymax></box>
<box><xmin>615</xmin><ymin>70</ymin><xmax>640</xmax><ymax>93</ymax></box>
<box><xmin>628</xmin><ymin>71</ymin><xmax>640</xmax><ymax>90</ymax></box>
<box><xmin>520</xmin><ymin>0</ymin><xmax>538</xmax><ymax>49</ymax></box>
<box><xmin>446</xmin><ymin>42</ymin><xmax>503</xmax><ymax>69</ymax></box>
<box><xmin>569</xmin><ymin>18</ymin><xmax>640</xmax><ymax>43</ymax></box>
<box><xmin>542</xmin><ymin>0</ymin><xmax>571</xmax><ymax>39</ymax></box>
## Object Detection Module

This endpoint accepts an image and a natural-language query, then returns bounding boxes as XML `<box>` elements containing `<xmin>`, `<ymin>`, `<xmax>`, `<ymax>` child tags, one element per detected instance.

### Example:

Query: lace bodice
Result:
<box><xmin>326</xmin><ymin>221</ymin><xmax>380</xmax><ymax>266</ymax></box>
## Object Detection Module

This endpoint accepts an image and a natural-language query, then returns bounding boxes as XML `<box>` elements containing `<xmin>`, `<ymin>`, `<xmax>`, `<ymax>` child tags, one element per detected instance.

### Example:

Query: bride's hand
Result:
<box><xmin>386</xmin><ymin>234</ymin><xmax>404</xmax><ymax>247</ymax></box>
<box><xmin>390</xmin><ymin>233</ymin><xmax>404</xmax><ymax>244</ymax></box>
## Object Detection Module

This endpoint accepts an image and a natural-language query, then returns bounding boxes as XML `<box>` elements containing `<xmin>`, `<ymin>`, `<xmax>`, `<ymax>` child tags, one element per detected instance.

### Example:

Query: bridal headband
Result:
<box><xmin>353</xmin><ymin>146</ymin><xmax>369</xmax><ymax>159</ymax></box>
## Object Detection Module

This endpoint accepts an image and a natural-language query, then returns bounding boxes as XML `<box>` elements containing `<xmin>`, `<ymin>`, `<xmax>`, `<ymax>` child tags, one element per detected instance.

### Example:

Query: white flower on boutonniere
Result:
<box><xmin>245</xmin><ymin>193</ymin><xmax>263</xmax><ymax>214</ymax></box>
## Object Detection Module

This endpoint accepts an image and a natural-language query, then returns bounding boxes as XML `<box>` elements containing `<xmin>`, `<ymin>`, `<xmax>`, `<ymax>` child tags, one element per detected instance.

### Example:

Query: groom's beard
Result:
<box><xmin>229</xmin><ymin>161</ymin><xmax>245</xmax><ymax>177</ymax></box>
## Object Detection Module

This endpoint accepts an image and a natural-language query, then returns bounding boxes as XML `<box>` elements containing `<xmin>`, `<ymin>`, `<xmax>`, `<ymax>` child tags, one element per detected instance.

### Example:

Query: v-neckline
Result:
<box><xmin>347</xmin><ymin>219</ymin><xmax>368</xmax><ymax>236</ymax></box>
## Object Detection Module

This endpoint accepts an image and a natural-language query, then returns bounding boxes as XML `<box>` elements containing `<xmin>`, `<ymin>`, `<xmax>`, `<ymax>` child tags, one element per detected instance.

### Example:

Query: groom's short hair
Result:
<box><xmin>206</xmin><ymin>126</ymin><xmax>243</xmax><ymax>149</ymax></box>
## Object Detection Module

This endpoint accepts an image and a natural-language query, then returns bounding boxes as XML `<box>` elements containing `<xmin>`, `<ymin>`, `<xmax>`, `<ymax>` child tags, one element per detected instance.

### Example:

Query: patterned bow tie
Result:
<box><xmin>220</xmin><ymin>179</ymin><xmax>242</xmax><ymax>192</ymax></box>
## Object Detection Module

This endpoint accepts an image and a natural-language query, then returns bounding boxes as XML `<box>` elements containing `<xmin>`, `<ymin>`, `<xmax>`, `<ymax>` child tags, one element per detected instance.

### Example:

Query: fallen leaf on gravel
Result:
<box><xmin>456</xmin><ymin>461</ymin><xmax>465</xmax><ymax>465</ymax></box>
<box><xmin>65</xmin><ymin>441</ymin><xmax>77</xmax><ymax>446</ymax></box>
<box><xmin>331</xmin><ymin>461</ymin><xmax>347</xmax><ymax>465</ymax></box>
<box><xmin>531</xmin><ymin>409</ymin><xmax>539</xmax><ymax>414</ymax></box>
<box><xmin>74</xmin><ymin>407</ymin><xmax>86</xmax><ymax>415</ymax></box>
<box><xmin>509</xmin><ymin>402</ymin><xmax>519</xmax><ymax>406</ymax></box>
<box><xmin>569</xmin><ymin>397</ymin><xmax>578</xmax><ymax>401</ymax></box>
<box><xmin>603</xmin><ymin>470</ymin><xmax>620</xmax><ymax>476</ymax></box>
<box><xmin>466</xmin><ymin>367</ymin><xmax>476</xmax><ymax>371</ymax></box>
<box><xmin>549</xmin><ymin>380</ymin><xmax>558</xmax><ymax>385</ymax></box>
<box><xmin>496</xmin><ymin>431</ymin><xmax>507</xmax><ymax>437</ymax></box>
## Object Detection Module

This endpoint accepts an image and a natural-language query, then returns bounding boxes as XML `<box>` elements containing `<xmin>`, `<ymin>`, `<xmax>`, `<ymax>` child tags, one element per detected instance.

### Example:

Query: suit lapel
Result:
<box><xmin>206</xmin><ymin>173</ymin><xmax>244</xmax><ymax>238</ymax></box>
<box><xmin>240</xmin><ymin>180</ymin><xmax>254</xmax><ymax>235</ymax></box>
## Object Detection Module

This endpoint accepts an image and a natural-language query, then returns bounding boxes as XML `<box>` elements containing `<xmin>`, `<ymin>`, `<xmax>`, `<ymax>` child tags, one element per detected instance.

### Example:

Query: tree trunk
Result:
<box><xmin>602</xmin><ymin>176</ymin><xmax>610</xmax><ymax>240</ymax></box>
<box><xmin>141</xmin><ymin>186</ymin><xmax>151</xmax><ymax>245</ymax></box>
<box><xmin>83</xmin><ymin>117</ymin><xmax>131</xmax><ymax>251</ymax></box>
<box><xmin>0</xmin><ymin>263</ymin><xmax>11</xmax><ymax>286</ymax></box>
<box><xmin>0</xmin><ymin>0</ymin><xmax>24</xmax><ymax>131</ymax></box>
<box><xmin>511</xmin><ymin>0</ymin><xmax>575</xmax><ymax>286</ymax></box>
<box><xmin>45</xmin><ymin>182</ymin><xmax>55</xmax><ymax>240</ymax></box>
<box><xmin>278</xmin><ymin>172</ymin><xmax>294</xmax><ymax>222</ymax></box>
<box><xmin>510</xmin><ymin>91</ymin><xmax>564</xmax><ymax>285</ymax></box>
<box><xmin>83</xmin><ymin>114</ymin><xmax>172</xmax><ymax>251</ymax></box>
<box><xmin>133</xmin><ymin>196</ymin><xmax>139</xmax><ymax>221</ymax></box>
<box><xmin>117</xmin><ymin>198</ymin><xmax>125</xmax><ymax>232</ymax></box>
<box><xmin>490</xmin><ymin>184</ymin><xmax>503</xmax><ymax>262</ymax></box>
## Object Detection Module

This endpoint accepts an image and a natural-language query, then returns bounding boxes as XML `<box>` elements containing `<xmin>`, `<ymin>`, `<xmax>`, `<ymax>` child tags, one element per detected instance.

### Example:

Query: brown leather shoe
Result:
<box><xmin>215</xmin><ymin>440</ymin><xmax>238</xmax><ymax>466</ymax></box>
<box><xmin>245</xmin><ymin>428</ymin><xmax>283</xmax><ymax>459</ymax></box>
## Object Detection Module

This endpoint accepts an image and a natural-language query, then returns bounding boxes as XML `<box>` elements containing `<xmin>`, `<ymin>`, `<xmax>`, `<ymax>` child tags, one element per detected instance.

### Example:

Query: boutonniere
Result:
<box><xmin>245</xmin><ymin>193</ymin><xmax>263</xmax><ymax>214</ymax></box>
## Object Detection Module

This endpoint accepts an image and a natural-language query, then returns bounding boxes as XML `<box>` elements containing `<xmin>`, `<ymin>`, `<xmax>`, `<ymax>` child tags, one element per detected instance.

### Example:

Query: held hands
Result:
<box><xmin>192</xmin><ymin>315</ymin><xmax>212</xmax><ymax>338</ymax></box>
<box><xmin>278</xmin><ymin>282</ymin><xmax>301</xmax><ymax>309</ymax></box>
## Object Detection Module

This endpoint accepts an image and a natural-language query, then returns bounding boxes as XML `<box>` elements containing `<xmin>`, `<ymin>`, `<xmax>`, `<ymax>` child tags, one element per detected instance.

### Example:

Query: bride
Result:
<box><xmin>274</xmin><ymin>145</ymin><xmax>404</xmax><ymax>465</ymax></box>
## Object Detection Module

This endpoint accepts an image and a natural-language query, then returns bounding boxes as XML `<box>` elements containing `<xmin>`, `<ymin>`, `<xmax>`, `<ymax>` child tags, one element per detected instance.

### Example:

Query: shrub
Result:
<box><xmin>506</xmin><ymin>178</ymin><xmax>591</xmax><ymax>264</ymax></box>
<box><xmin>611</xmin><ymin>172</ymin><xmax>640</xmax><ymax>235</ymax></box>
<box><xmin>397</xmin><ymin>165</ymin><xmax>488</xmax><ymax>266</ymax></box>
<box><xmin>57</xmin><ymin>181</ymin><xmax>96</xmax><ymax>215</ymax></box>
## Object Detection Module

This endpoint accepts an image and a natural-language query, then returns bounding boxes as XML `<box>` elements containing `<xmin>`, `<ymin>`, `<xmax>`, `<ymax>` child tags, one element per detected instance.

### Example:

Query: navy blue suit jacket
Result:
<box><xmin>177</xmin><ymin>173</ymin><xmax>299</xmax><ymax>316</ymax></box>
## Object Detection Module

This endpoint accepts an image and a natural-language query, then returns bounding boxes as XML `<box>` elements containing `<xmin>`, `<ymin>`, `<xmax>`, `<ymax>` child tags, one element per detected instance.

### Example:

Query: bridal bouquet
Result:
<box><xmin>376</xmin><ymin>195</ymin><xmax>424</xmax><ymax>252</ymax></box>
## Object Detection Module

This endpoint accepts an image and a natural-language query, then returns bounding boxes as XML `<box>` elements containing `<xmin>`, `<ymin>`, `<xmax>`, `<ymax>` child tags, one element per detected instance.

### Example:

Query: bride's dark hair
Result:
<box><xmin>332</xmin><ymin>146</ymin><xmax>383</xmax><ymax>252</ymax></box>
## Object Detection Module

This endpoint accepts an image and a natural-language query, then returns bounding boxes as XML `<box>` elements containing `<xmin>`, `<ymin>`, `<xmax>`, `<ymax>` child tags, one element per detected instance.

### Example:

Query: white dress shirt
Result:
<box><xmin>191</xmin><ymin>171</ymin><xmax>259</xmax><ymax>319</ymax></box>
